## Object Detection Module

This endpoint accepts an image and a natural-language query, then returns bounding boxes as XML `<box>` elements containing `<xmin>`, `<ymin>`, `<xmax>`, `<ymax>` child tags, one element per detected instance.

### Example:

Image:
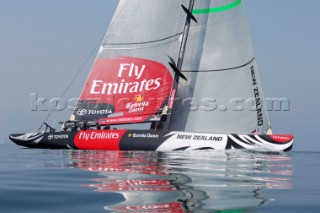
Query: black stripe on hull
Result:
<box><xmin>119</xmin><ymin>131</ymin><xmax>168</xmax><ymax>151</ymax></box>
<box><xmin>225</xmin><ymin>136</ymin><xmax>245</xmax><ymax>150</ymax></box>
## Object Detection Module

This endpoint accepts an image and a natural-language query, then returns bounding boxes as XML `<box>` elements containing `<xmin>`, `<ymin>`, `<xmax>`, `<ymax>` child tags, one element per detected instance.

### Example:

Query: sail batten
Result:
<box><xmin>103</xmin><ymin>33</ymin><xmax>183</xmax><ymax>46</ymax></box>
<box><xmin>182</xmin><ymin>57</ymin><xmax>255</xmax><ymax>73</ymax></box>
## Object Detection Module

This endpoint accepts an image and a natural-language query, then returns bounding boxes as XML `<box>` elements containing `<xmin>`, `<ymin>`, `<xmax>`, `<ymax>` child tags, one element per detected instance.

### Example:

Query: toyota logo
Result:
<box><xmin>48</xmin><ymin>135</ymin><xmax>54</xmax><ymax>140</ymax></box>
<box><xmin>77</xmin><ymin>109</ymin><xmax>87</xmax><ymax>116</ymax></box>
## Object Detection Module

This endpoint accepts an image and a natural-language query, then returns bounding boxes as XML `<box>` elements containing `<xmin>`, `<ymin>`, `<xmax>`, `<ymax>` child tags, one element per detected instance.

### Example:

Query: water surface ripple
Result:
<box><xmin>0</xmin><ymin>142</ymin><xmax>301</xmax><ymax>212</ymax></box>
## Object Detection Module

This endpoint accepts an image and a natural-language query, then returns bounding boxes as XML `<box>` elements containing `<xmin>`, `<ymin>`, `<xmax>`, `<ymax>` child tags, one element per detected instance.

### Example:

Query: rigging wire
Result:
<box><xmin>38</xmin><ymin>35</ymin><xmax>105</xmax><ymax>131</ymax></box>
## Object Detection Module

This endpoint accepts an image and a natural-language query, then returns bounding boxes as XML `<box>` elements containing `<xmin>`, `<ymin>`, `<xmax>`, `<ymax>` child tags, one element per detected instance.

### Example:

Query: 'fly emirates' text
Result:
<box><xmin>90</xmin><ymin>63</ymin><xmax>161</xmax><ymax>95</ymax></box>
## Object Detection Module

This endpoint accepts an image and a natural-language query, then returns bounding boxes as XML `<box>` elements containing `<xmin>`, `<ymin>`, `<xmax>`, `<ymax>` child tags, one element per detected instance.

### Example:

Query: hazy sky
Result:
<box><xmin>0</xmin><ymin>0</ymin><xmax>319</xmax><ymax>151</ymax></box>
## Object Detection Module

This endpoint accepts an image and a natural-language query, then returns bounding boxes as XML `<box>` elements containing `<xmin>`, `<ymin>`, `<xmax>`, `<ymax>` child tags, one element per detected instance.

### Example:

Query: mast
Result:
<box><xmin>163</xmin><ymin>0</ymin><xmax>197</xmax><ymax>130</ymax></box>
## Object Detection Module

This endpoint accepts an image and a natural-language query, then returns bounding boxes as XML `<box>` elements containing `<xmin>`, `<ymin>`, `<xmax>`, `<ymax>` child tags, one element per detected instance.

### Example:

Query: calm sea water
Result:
<box><xmin>0</xmin><ymin>141</ymin><xmax>319</xmax><ymax>213</ymax></box>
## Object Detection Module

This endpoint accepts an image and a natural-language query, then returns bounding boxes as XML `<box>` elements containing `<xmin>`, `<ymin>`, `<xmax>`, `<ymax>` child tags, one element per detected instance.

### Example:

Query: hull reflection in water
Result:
<box><xmin>71</xmin><ymin>150</ymin><xmax>292</xmax><ymax>212</ymax></box>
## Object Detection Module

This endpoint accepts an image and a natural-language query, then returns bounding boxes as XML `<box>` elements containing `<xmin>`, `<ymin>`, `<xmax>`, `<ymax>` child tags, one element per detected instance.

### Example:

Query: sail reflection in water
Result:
<box><xmin>72</xmin><ymin>151</ymin><xmax>292</xmax><ymax>212</ymax></box>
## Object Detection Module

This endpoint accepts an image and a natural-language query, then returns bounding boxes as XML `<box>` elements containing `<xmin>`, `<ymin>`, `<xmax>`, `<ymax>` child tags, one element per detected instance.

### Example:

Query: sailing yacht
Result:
<box><xmin>10</xmin><ymin>0</ymin><xmax>294</xmax><ymax>151</ymax></box>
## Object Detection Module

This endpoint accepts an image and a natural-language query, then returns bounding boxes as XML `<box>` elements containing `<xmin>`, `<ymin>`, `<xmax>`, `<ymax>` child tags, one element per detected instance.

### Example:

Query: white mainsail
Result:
<box><xmin>170</xmin><ymin>0</ymin><xmax>271</xmax><ymax>134</ymax></box>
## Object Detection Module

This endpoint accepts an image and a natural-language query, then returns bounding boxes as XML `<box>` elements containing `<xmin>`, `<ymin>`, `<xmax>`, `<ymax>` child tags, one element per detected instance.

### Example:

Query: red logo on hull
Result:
<box><xmin>269</xmin><ymin>134</ymin><xmax>294</xmax><ymax>143</ymax></box>
<box><xmin>74</xmin><ymin>130</ymin><xmax>127</xmax><ymax>150</ymax></box>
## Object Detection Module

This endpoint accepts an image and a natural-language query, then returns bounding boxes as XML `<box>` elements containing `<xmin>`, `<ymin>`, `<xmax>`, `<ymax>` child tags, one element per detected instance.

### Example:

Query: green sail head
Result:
<box><xmin>192</xmin><ymin>0</ymin><xmax>242</xmax><ymax>14</ymax></box>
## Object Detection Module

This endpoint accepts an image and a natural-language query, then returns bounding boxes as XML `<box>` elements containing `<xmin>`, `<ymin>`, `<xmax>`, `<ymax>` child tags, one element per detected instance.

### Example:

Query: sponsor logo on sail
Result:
<box><xmin>77</xmin><ymin>109</ymin><xmax>87</xmax><ymax>116</ymax></box>
<box><xmin>79</xmin><ymin>57</ymin><xmax>173</xmax><ymax>117</ymax></box>
<box><xmin>90</xmin><ymin>63</ymin><xmax>161</xmax><ymax>95</ymax></box>
<box><xmin>251</xmin><ymin>65</ymin><xmax>264</xmax><ymax>126</ymax></box>
<box><xmin>77</xmin><ymin>109</ymin><xmax>112</xmax><ymax>116</ymax></box>
<box><xmin>125</xmin><ymin>95</ymin><xmax>150</xmax><ymax>113</ymax></box>
<box><xmin>168</xmin><ymin>89</ymin><xmax>176</xmax><ymax>109</ymax></box>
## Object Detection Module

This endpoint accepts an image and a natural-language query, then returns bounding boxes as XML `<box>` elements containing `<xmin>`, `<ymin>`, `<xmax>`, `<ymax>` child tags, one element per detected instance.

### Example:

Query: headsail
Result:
<box><xmin>71</xmin><ymin>0</ymin><xmax>190</xmax><ymax>124</ymax></box>
<box><xmin>169</xmin><ymin>0</ymin><xmax>272</xmax><ymax>134</ymax></box>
